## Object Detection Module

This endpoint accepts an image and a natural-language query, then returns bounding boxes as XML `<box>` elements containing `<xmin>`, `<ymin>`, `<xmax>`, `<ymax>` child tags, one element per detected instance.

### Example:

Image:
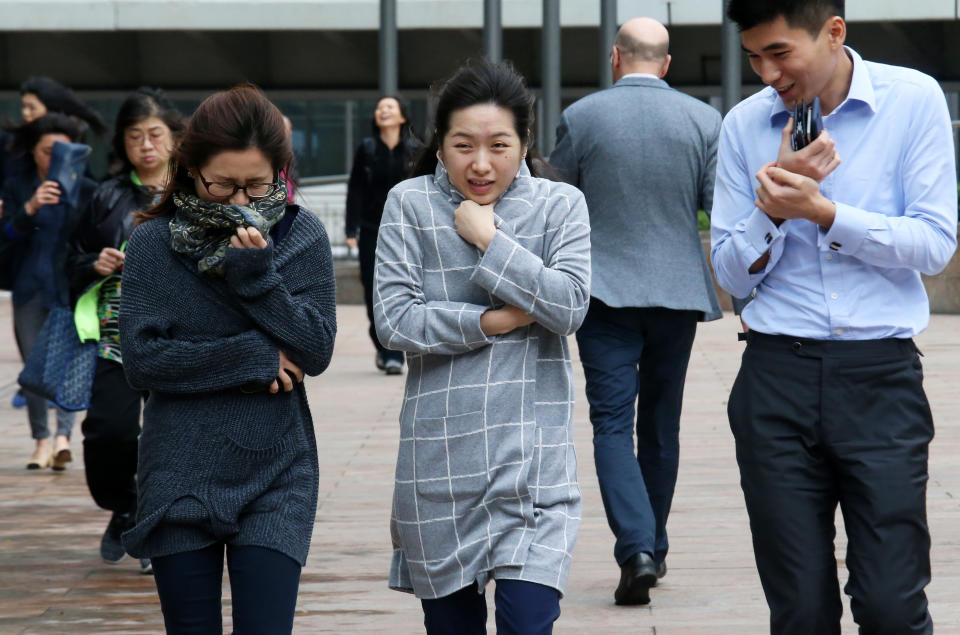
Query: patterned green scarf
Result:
<box><xmin>168</xmin><ymin>187</ymin><xmax>287</xmax><ymax>277</ymax></box>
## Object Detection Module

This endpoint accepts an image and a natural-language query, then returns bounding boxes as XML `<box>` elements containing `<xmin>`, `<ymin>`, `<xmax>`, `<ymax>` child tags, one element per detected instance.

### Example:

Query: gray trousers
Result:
<box><xmin>12</xmin><ymin>295</ymin><xmax>76</xmax><ymax>440</ymax></box>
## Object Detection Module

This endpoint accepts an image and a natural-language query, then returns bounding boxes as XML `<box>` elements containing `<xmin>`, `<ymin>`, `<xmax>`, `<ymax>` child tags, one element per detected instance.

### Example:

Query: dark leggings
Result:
<box><xmin>151</xmin><ymin>543</ymin><xmax>302</xmax><ymax>635</ymax></box>
<box><xmin>421</xmin><ymin>579</ymin><xmax>561</xmax><ymax>635</ymax></box>
<box><xmin>82</xmin><ymin>358</ymin><xmax>143</xmax><ymax>514</ymax></box>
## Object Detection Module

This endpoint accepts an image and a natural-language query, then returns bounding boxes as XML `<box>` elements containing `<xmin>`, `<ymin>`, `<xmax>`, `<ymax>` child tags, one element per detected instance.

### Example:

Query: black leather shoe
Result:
<box><xmin>657</xmin><ymin>560</ymin><xmax>667</xmax><ymax>581</ymax></box>
<box><xmin>614</xmin><ymin>552</ymin><xmax>658</xmax><ymax>605</ymax></box>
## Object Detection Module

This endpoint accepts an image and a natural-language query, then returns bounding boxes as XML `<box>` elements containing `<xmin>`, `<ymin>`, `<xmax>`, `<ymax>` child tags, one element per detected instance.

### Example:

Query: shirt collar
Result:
<box><xmin>621</xmin><ymin>72</ymin><xmax>660</xmax><ymax>81</ymax></box>
<box><xmin>769</xmin><ymin>46</ymin><xmax>876</xmax><ymax>122</ymax></box>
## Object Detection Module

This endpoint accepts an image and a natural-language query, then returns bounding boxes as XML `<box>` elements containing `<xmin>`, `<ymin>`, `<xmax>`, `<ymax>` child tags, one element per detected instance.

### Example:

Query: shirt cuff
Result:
<box><xmin>459</xmin><ymin>305</ymin><xmax>495</xmax><ymax>346</ymax></box>
<box><xmin>740</xmin><ymin>207</ymin><xmax>784</xmax><ymax>261</ymax></box>
<box><xmin>819</xmin><ymin>202</ymin><xmax>870</xmax><ymax>255</ymax></box>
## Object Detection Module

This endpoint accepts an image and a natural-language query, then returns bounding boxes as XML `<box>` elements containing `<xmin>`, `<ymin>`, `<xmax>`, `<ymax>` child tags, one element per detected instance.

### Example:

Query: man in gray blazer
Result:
<box><xmin>550</xmin><ymin>16</ymin><xmax>722</xmax><ymax>606</ymax></box>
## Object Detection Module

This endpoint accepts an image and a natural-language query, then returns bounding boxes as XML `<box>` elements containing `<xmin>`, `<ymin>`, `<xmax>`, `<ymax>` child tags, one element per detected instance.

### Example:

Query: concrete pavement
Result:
<box><xmin>1</xmin><ymin>302</ymin><xmax>959</xmax><ymax>634</ymax></box>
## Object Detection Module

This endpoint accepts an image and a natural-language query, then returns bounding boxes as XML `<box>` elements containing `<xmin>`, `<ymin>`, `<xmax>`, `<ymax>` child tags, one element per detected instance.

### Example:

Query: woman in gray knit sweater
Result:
<box><xmin>118</xmin><ymin>86</ymin><xmax>336</xmax><ymax>633</ymax></box>
<box><xmin>374</xmin><ymin>62</ymin><xmax>591</xmax><ymax>634</ymax></box>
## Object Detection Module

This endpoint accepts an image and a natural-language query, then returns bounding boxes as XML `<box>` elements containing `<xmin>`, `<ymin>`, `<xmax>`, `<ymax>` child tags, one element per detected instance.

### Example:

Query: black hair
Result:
<box><xmin>9</xmin><ymin>112</ymin><xmax>87</xmax><ymax>169</ymax></box>
<box><xmin>370</xmin><ymin>94</ymin><xmax>420</xmax><ymax>142</ymax></box>
<box><xmin>19</xmin><ymin>76</ymin><xmax>107</xmax><ymax>136</ymax></box>
<box><xmin>413</xmin><ymin>60</ymin><xmax>545</xmax><ymax>177</ymax></box>
<box><xmin>726</xmin><ymin>0</ymin><xmax>844</xmax><ymax>36</ymax></box>
<box><xmin>110</xmin><ymin>87</ymin><xmax>185</xmax><ymax>175</ymax></box>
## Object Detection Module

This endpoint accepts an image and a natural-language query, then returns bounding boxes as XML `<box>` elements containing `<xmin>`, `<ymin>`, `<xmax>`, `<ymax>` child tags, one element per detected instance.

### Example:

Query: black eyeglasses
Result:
<box><xmin>196</xmin><ymin>170</ymin><xmax>281</xmax><ymax>200</ymax></box>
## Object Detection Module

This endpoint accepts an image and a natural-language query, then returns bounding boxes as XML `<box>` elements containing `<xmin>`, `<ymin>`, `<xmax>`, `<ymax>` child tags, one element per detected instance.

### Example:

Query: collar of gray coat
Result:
<box><xmin>432</xmin><ymin>159</ymin><xmax>532</xmax><ymax>205</ymax></box>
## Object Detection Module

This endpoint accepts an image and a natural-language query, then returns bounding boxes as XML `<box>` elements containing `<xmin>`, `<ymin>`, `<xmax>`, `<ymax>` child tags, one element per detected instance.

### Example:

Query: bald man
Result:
<box><xmin>551</xmin><ymin>17</ymin><xmax>722</xmax><ymax>606</ymax></box>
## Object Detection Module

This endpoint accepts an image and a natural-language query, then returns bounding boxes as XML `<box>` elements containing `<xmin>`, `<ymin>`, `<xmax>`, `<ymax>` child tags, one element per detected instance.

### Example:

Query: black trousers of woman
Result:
<box><xmin>358</xmin><ymin>225</ymin><xmax>403</xmax><ymax>365</ymax></box>
<box><xmin>82</xmin><ymin>357</ymin><xmax>144</xmax><ymax>514</ymax></box>
<box><xmin>152</xmin><ymin>542</ymin><xmax>301</xmax><ymax>634</ymax></box>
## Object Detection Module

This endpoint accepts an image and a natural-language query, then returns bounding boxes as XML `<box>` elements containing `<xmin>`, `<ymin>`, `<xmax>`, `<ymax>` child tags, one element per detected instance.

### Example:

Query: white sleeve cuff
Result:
<box><xmin>820</xmin><ymin>202</ymin><xmax>870</xmax><ymax>255</ymax></box>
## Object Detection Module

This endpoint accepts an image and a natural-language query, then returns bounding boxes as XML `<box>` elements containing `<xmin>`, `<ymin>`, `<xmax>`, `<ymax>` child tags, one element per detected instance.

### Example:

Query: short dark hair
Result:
<box><xmin>9</xmin><ymin>112</ymin><xmax>87</xmax><ymax>169</ymax></box>
<box><xmin>726</xmin><ymin>0</ymin><xmax>844</xmax><ymax>36</ymax></box>
<box><xmin>110</xmin><ymin>87</ymin><xmax>185</xmax><ymax>175</ymax></box>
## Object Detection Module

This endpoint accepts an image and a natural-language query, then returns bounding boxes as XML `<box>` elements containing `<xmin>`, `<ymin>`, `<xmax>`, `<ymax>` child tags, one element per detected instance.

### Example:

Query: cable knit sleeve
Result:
<box><xmin>119</xmin><ymin>220</ymin><xmax>280</xmax><ymax>393</ymax></box>
<box><xmin>373</xmin><ymin>186</ymin><xmax>495</xmax><ymax>355</ymax></box>
<box><xmin>223</xmin><ymin>213</ymin><xmax>337</xmax><ymax>377</ymax></box>
<box><xmin>470</xmin><ymin>185</ymin><xmax>591</xmax><ymax>336</ymax></box>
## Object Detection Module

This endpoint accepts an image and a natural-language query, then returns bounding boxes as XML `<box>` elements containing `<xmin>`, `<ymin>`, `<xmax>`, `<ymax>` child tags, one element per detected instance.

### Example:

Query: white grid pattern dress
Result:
<box><xmin>374</xmin><ymin>162</ymin><xmax>591</xmax><ymax>599</ymax></box>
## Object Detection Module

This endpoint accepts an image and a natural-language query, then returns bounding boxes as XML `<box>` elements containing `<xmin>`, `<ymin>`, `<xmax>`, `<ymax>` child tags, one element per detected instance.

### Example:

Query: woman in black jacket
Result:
<box><xmin>345</xmin><ymin>95</ymin><xmax>421</xmax><ymax>374</ymax></box>
<box><xmin>66</xmin><ymin>88</ymin><xmax>183</xmax><ymax>573</ymax></box>
<box><xmin>1</xmin><ymin>113</ymin><xmax>97</xmax><ymax>471</ymax></box>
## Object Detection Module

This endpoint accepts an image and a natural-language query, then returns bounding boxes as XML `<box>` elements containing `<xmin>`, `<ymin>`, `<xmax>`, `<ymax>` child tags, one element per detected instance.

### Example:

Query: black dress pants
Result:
<box><xmin>728</xmin><ymin>332</ymin><xmax>933</xmax><ymax>635</ymax></box>
<box><xmin>81</xmin><ymin>357</ymin><xmax>144</xmax><ymax>514</ymax></box>
<box><xmin>358</xmin><ymin>225</ymin><xmax>403</xmax><ymax>364</ymax></box>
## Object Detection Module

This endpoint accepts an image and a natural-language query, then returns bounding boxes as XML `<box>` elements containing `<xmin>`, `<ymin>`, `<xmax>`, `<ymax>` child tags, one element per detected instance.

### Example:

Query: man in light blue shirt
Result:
<box><xmin>712</xmin><ymin>1</ymin><xmax>957</xmax><ymax>633</ymax></box>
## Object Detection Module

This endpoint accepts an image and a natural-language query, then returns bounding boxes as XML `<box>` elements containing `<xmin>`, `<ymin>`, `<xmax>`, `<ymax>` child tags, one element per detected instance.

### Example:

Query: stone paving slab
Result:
<box><xmin>1</xmin><ymin>302</ymin><xmax>958</xmax><ymax>633</ymax></box>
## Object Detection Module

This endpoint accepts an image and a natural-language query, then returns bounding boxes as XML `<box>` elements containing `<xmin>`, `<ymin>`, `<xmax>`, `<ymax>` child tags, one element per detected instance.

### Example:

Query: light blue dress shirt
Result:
<box><xmin>711</xmin><ymin>47</ymin><xmax>958</xmax><ymax>339</ymax></box>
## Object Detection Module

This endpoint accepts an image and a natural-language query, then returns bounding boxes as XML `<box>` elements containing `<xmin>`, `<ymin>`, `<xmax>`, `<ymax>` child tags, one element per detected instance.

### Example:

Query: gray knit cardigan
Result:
<box><xmin>374</xmin><ymin>163</ymin><xmax>591</xmax><ymax>599</ymax></box>
<box><xmin>119</xmin><ymin>207</ymin><xmax>337</xmax><ymax>566</ymax></box>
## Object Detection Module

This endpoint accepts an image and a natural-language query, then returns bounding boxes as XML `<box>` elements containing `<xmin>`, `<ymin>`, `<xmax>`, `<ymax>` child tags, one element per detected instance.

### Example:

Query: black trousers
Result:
<box><xmin>81</xmin><ymin>358</ymin><xmax>144</xmax><ymax>514</ymax></box>
<box><xmin>728</xmin><ymin>332</ymin><xmax>933</xmax><ymax>635</ymax></box>
<box><xmin>358</xmin><ymin>226</ymin><xmax>403</xmax><ymax>363</ymax></box>
<box><xmin>152</xmin><ymin>543</ymin><xmax>301</xmax><ymax>634</ymax></box>
<box><xmin>421</xmin><ymin>580</ymin><xmax>560</xmax><ymax>635</ymax></box>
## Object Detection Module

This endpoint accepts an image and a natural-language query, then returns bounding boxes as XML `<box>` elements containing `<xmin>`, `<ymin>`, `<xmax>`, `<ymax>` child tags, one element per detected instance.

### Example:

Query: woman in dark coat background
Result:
<box><xmin>66</xmin><ymin>87</ymin><xmax>184</xmax><ymax>573</ymax></box>
<box><xmin>345</xmin><ymin>95</ymin><xmax>421</xmax><ymax>374</ymax></box>
<box><xmin>1</xmin><ymin>113</ymin><xmax>98</xmax><ymax>471</ymax></box>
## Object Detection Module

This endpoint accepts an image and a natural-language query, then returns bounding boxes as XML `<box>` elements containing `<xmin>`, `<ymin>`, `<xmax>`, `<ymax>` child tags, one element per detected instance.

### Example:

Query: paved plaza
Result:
<box><xmin>1</xmin><ymin>302</ymin><xmax>958</xmax><ymax>634</ymax></box>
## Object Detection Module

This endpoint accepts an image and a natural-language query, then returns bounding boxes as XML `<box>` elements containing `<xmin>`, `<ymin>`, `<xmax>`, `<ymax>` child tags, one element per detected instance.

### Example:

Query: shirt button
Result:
<box><xmin>830</xmin><ymin>293</ymin><xmax>839</xmax><ymax>300</ymax></box>
<box><xmin>825</xmin><ymin>253</ymin><xmax>833</xmax><ymax>261</ymax></box>
<box><xmin>836</xmin><ymin>328</ymin><xmax>845</xmax><ymax>335</ymax></box>
<box><xmin>764</xmin><ymin>232</ymin><xmax>772</xmax><ymax>244</ymax></box>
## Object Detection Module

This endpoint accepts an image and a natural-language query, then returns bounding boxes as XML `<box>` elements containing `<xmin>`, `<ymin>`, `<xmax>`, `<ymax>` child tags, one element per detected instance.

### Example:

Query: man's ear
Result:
<box><xmin>659</xmin><ymin>54</ymin><xmax>672</xmax><ymax>79</ymax></box>
<box><xmin>825</xmin><ymin>16</ymin><xmax>846</xmax><ymax>50</ymax></box>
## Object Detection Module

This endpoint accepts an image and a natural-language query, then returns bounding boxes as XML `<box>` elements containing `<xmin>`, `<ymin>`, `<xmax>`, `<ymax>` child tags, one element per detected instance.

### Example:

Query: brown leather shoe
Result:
<box><xmin>51</xmin><ymin>436</ymin><xmax>72</xmax><ymax>471</ymax></box>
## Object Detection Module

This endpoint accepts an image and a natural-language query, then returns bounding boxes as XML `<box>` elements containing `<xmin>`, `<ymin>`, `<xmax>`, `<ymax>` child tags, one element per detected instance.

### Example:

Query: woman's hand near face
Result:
<box><xmin>269</xmin><ymin>349</ymin><xmax>304</xmax><ymax>394</ymax></box>
<box><xmin>94</xmin><ymin>247</ymin><xmax>125</xmax><ymax>276</ymax></box>
<box><xmin>230</xmin><ymin>226</ymin><xmax>268</xmax><ymax>250</ymax></box>
<box><xmin>454</xmin><ymin>200</ymin><xmax>497</xmax><ymax>252</ymax></box>
<box><xmin>25</xmin><ymin>181</ymin><xmax>62</xmax><ymax>215</ymax></box>
<box><xmin>480</xmin><ymin>304</ymin><xmax>535</xmax><ymax>336</ymax></box>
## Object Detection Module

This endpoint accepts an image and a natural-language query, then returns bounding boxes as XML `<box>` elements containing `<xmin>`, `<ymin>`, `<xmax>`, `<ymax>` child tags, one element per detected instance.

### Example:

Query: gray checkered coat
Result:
<box><xmin>374</xmin><ymin>162</ymin><xmax>591</xmax><ymax>599</ymax></box>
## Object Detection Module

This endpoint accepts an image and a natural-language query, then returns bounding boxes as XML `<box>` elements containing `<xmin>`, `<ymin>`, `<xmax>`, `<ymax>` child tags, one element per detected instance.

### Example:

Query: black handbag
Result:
<box><xmin>18</xmin><ymin>305</ymin><xmax>97</xmax><ymax>411</ymax></box>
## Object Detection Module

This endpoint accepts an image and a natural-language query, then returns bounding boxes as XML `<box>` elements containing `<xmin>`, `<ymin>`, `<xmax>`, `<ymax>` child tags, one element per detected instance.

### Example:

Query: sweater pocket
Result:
<box><xmin>221</xmin><ymin>391</ymin><xmax>293</xmax><ymax>450</ymax></box>
<box><xmin>411</xmin><ymin>410</ymin><xmax>488</xmax><ymax>505</ymax></box>
<box><xmin>529</xmin><ymin>424</ymin><xmax>576</xmax><ymax>510</ymax></box>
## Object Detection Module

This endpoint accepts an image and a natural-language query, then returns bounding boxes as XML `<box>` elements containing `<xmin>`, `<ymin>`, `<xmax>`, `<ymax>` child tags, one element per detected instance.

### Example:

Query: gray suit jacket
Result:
<box><xmin>550</xmin><ymin>76</ymin><xmax>722</xmax><ymax>320</ymax></box>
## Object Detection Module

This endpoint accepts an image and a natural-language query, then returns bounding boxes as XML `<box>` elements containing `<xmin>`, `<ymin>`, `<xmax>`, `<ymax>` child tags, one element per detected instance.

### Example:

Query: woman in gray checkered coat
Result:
<box><xmin>374</xmin><ymin>61</ymin><xmax>591</xmax><ymax>634</ymax></box>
